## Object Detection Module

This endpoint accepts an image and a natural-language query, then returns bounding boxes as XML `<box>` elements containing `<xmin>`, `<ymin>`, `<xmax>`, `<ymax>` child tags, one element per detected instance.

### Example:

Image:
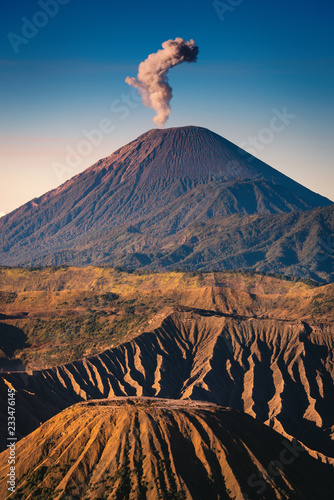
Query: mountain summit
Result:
<box><xmin>82</xmin><ymin>125</ymin><xmax>315</xmax><ymax>186</ymax></box>
<box><xmin>87</xmin><ymin>126</ymin><xmax>328</xmax><ymax>203</ymax></box>
<box><xmin>62</xmin><ymin>125</ymin><xmax>330</xmax><ymax>214</ymax></box>
<box><xmin>0</xmin><ymin>126</ymin><xmax>332</xmax><ymax>279</ymax></box>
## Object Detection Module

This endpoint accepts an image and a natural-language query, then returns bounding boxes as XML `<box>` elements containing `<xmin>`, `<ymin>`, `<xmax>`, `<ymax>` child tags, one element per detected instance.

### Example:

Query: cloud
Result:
<box><xmin>126</xmin><ymin>38</ymin><xmax>199</xmax><ymax>127</ymax></box>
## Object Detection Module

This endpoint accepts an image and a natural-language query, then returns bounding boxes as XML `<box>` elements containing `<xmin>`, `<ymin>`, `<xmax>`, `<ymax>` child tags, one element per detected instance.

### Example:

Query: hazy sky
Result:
<box><xmin>1</xmin><ymin>0</ymin><xmax>333</xmax><ymax>214</ymax></box>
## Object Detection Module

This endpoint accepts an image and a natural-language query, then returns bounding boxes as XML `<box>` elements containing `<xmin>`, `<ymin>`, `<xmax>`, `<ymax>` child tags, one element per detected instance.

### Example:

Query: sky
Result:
<box><xmin>1</xmin><ymin>0</ymin><xmax>333</xmax><ymax>215</ymax></box>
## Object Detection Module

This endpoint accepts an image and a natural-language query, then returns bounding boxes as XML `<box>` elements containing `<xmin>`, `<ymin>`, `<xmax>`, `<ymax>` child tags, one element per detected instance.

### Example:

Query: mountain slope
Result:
<box><xmin>0</xmin><ymin>126</ymin><xmax>332</xmax><ymax>273</ymax></box>
<box><xmin>1</xmin><ymin>398</ymin><xmax>333</xmax><ymax>500</ymax></box>
<box><xmin>2</xmin><ymin>305</ymin><xmax>333</xmax><ymax>464</ymax></box>
<box><xmin>22</xmin><ymin>201</ymin><xmax>331</xmax><ymax>283</ymax></box>
<box><xmin>1</xmin><ymin>266</ymin><xmax>332</xmax><ymax>371</ymax></box>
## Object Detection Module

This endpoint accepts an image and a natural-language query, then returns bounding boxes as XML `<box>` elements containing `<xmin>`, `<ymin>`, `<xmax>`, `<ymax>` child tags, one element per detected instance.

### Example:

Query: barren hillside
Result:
<box><xmin>1</xmin><ymin>398</ymin><xmax>333</xmax><ymax>500</ymax></box>
<box><xmin>1</xmin><ymin>307</ymin><xmax>334</xmax><ymax>465</ymax></box>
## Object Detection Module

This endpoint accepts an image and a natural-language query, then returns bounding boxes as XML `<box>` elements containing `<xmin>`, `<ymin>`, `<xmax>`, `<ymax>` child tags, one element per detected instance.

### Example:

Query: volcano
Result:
<box><xmin>0</xmin><ymin>126</ymin><xmax>332</xmax><ymax>280</ymax></box>
<box><xmin>1</xmin><ymin>398</ymin><xmax>333</xmax><ymax>500</ymax></box>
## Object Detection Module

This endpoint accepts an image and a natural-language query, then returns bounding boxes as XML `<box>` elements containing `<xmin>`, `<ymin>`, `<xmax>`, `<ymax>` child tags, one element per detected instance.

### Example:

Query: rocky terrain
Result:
<box><xmin>2</xmin><ymin>308</ymin><xmax>334</xmax><ymax>465</ymax></box>
<box><xmin>0</xmin><ymin>126</ymin><xmax>332</xmax><ymax>281</ymax></box>
<box><xmin>0</xmin><ymin>125</ymin><xmax>333</xmax><ymax>498</ymax></box>
<box><xmin>0</xmin><ymin>268</ymin><xmax>333</xmax><ymax>477</ymax></box>
<box><xmin>1</xmin><ymin>398</ymin><xmax>333</xmax><ymax>500</ymax></box>
<box><xmin>1</xmin><ymin>266</ymin><xmax>330</xmax><ymax>371</ymax></box>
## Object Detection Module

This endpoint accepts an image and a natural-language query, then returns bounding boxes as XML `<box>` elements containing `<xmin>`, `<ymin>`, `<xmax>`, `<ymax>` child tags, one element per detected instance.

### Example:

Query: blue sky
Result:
<box><xmin>1</xmin><ymin>0</ymin><xmax>333</xmax><ymax>213</ymax></box>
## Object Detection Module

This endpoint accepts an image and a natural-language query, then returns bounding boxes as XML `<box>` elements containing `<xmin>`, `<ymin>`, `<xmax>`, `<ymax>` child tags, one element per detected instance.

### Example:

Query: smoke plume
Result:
<box><xmin>125</xmin><ymin>38</ymin><xmax>199</xmax><ymax>127</ymax></box>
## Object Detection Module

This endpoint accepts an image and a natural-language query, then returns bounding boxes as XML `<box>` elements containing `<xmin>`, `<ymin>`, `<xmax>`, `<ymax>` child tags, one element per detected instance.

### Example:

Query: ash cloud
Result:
<box><xmin>126</xmin><ymin>38</ymin><xmax>199</xmax><ymax>127</ymax></box>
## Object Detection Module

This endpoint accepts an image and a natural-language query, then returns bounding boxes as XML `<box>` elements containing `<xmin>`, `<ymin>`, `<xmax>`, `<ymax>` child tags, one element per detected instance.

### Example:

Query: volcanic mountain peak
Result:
<box><xmin>75</xmin><ymin>125</ymin><xmax>331</xmax><ymax>214</ymax></box>
<box><xmin>86</xmin><ymin>125</ymin><xmax>304</xmax><ymax>185</ymax></box>
<box><xmin>0</xmin><ymin>125</ymin><xmax>332</xmax><ymax>270</ymax></box>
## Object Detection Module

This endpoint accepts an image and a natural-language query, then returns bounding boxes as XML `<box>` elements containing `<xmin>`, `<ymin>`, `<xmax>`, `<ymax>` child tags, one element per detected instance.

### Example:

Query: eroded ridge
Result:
<box><xmin>1</xmin><ymin>309</ymin><xmax>334</xmax><ymax>464</ymax></box>
<box><xmin>0</xmin><ymin>398</ymin><xmax>333</xmax><ymax>500</ymax></box>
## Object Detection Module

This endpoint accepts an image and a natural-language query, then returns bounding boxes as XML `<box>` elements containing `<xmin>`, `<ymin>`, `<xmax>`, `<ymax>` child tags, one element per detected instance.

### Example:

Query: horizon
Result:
<box><xmin>1</xmin><ymin>0</ymin><xmax>334</xmax><ymax>213</ymax></box>
<box><xmin>0</xmin><ymin>121</ymin><xmax>334</xmax><ymax>217</ymax></box>
<box><xmin>1</xmin><ymin>123</ymin><xmax>333</xmax><ymax>218</ymax></box>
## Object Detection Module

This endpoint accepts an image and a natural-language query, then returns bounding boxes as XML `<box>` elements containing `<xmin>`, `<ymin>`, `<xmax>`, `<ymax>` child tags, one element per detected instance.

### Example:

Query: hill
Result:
<box><xmin>0</xmin><ymin>126</ymin><xmax>332</xmax><ymax>281</ymax></box>
<box><xmin>0</xmin><ymin>266</ymin><xmax>332</xmax><ymax>371</ymax></box>
<box><xmin>0</xmin><ymin>398</ymin><xmax>333</xmax><ymax>500</ymax></box>
<box><xmin>33</xmin><ymin>203</ymin><xmax>332</xmax><ymax>283</ymax></box>
<box><xmin>1</xmin><ymin>268</ymin><xmax>333</xmax><ymax>467</ymax></box>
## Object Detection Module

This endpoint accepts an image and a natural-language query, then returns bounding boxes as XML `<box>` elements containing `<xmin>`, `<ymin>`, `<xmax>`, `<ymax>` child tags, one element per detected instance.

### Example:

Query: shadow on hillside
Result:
<box><xmin>0</xmin><ymin>322</ymin><xmax>29</xmax><ymax>359</ymax></box>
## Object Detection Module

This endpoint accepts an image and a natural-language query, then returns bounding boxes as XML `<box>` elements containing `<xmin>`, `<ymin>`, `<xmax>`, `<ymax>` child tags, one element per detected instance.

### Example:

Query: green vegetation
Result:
<box><xmin>24</xmin><ymin>466</ymin><xmax>49</xmax><ymax>497</ymax></box>
<box><xmin>0</xmin><ymin>291</ymin><xmax>17</xmax><ymax>304</ymax></box>
<box><xmin>155</xmin><ymin>456</ymin><xmax>186</xmax><ymax>500</ymax></box>
<box><xmin>311</xmin><ymin>291</ymin><xmax>334</xmax><ymax>314</ymax></box>
<box><xmin>96</xmin><ymin>442</ymin><xmax>143</xmax><ymax>500</ymax></box>
<box><xmin>0</xmin><ymin>284</ymin><xmax>178</xmax><ymax>368</ymax></box>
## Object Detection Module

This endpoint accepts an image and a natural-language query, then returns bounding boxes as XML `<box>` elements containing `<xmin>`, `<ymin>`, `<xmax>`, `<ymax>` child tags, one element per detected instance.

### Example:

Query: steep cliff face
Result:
<box><xmin>2</xmin><ymin>308</ymin><xmax>334</xmax><ymax>464</ymax></box>
<box><xmin>1</xmin><ymin>398</ymin><xmax>333</xmax><ymax>500</ymax></box>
